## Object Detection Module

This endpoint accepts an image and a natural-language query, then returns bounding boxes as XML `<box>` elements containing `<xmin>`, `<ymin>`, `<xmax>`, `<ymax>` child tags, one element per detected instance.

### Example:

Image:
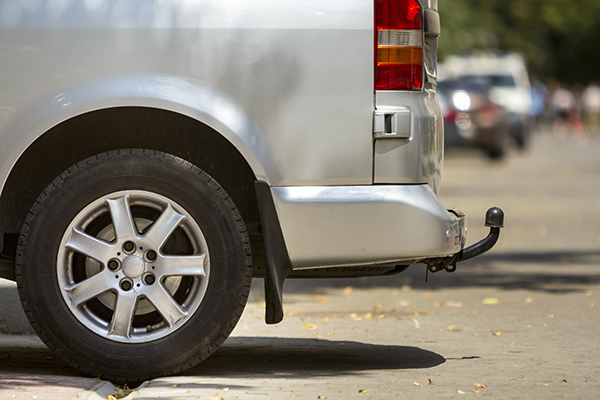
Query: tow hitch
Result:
<box><xmin>426</xmin><ymin>207</ymin><xmax>504</xmax><ymax>273</ymax></box>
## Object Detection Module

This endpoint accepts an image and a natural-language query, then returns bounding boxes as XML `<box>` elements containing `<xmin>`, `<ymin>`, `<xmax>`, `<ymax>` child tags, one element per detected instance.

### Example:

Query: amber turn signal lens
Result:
<box><xmin>377</xmin><ymin>46</ymin><xmax>422</xmax><ymax>66</ymax></box>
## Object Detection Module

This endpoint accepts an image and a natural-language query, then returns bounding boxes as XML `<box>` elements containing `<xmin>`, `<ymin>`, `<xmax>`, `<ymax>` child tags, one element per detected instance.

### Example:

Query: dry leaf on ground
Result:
<box><xmin>413</xmin><ymin>381</ymin><xmax>422</xmax><ymax>386</ymax></box>
<box><xmin>302</xmin><ymin>323</ymin><xmax>317</xmax><ymax>330</ymax></box>
<box><xmin>491</xmin><ymin>331</ymin><xmax>501</xmax><ymax>336</ymax></box>
<box><xmin>474</xmin><ymin>383</ymin><xmax>488</xmax><ymax>388</ymax></box>
<box><xmin>483</xmin><ymin>297</ymin><xmax>501</xmax><ymax>305</ymax></box>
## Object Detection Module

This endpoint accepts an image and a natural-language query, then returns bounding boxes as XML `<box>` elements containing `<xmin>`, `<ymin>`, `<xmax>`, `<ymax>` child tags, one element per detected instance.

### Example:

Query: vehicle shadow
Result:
<box><xmin>278</xmin><ymin>250</ymin><xmax>600</xmax><ymax>295</ymax></box>
<box><xmin>185</xmin><ymin>336</ymin><xmax>445</xmax><ymax>378</ymax></box>
<box><xmin>0</xmin><ymin>335</ymin><xmax>446</xmax><ymax>387</ymax></box>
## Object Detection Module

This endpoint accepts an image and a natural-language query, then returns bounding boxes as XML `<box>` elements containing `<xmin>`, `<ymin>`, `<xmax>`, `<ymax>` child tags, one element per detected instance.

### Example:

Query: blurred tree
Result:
<box><xmin>438</xmin><ymin>0</ymin><xmax>600</xmax><ymax>84</ymax></box>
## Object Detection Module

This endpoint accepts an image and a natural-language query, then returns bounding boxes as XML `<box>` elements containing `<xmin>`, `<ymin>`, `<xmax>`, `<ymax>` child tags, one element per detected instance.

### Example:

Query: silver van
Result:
<box><xmin>0</xmin><ymin>0</ymin><xmax>502</xmax><ymax>381</ymax></box>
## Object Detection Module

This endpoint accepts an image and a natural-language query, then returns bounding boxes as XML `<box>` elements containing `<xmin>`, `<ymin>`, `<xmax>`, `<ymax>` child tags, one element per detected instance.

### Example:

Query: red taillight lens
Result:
<box><xmin>375</xmin><ymin>0</ymin><xmax>423</xmax><ymax>91</ymax></box>
<box><xmin>376</xmin><ymin>0</ymin><xmax>423</xmax><ymax>30</ymax></box>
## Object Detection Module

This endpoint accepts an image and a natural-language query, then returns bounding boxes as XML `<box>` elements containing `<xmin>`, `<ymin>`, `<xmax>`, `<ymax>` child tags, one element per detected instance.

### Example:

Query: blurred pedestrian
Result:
<box><xmin>582</xmin><ymin>82</ymin><xmax>600</xmax><ymax>134</ymax></box>
<box><xmin>529</xmin><ymin>75</ymin><xmax>547</xmax><ymax>130</ymax></box>
<box><xmin>550</xmin><ymin>85</ymin><xmax>585</xmax><ymax>137</ymax></box>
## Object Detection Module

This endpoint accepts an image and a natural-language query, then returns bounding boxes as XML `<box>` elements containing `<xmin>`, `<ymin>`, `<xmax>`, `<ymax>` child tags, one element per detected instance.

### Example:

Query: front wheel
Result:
<box><xmin>16</xmin><ymin>150</ymin><xmax>252</xmax><ymax>383</ymax></box>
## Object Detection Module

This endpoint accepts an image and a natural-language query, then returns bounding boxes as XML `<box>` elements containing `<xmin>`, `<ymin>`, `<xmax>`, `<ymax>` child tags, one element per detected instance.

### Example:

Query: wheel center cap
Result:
<box><xmin>123</xmin><ymin>256</ymin><xmax>144</xmax><ymax>278</ymax></box>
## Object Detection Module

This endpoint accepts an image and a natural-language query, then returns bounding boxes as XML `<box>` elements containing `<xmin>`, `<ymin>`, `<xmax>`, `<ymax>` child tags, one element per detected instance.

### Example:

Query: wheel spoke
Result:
<box><xmin>108</xmin><ymin>291</ymin><xmax>138</xmax><ymax>339</ymax></box>
<box><xmin>155</xmin><ymin>254</ymin><xmax>207</xmax><ymax>278</ymax></box>
<box><xmin>106</xmin><ymin>196</ymin><xmax>137</xmax><ymax>240</ymax></box>
<box><xmin>65</xmin><ymin>271</ymin><xmax>114</xmax><ymax>307</ymax></box>
<box><xmin>146</xmin><ymin>284</ymin><xmax>187</xmax><ymax>327</ymax></box>
<box><xmin>143</xmin><ymin>204</ymin><xmax>185</xmax><ymax>249</ymax></box>
<box><xmin>65</xmin><ymin>228</ymin><xmax>112</xmax><ymax>263</ymax></box>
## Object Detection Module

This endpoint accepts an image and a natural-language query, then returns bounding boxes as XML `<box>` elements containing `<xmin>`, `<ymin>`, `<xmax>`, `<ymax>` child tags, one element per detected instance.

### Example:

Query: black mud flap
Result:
<box><xmin>254</xmin><ymin>181</ymin><xmax>293</xmax><ymax>324</ymax></box>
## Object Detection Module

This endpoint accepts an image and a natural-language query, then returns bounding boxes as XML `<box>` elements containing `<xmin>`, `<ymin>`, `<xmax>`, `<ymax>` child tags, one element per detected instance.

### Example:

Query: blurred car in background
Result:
<box><xmin>440</xmin><ymin>52</ymin><xmax>532</xmax><ymax>149</ymax></box>
<box><xmin>438</xmin><ymin>78</ymin><xmax>509</xmax><ymax>159</ymax></box>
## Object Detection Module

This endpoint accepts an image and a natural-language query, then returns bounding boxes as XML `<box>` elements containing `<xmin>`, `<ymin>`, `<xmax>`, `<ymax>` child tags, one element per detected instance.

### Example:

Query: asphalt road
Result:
<box><xmin>1</xmin><ymin>131</ymin><xmax>599</xmax><ymax>399</ymax></box>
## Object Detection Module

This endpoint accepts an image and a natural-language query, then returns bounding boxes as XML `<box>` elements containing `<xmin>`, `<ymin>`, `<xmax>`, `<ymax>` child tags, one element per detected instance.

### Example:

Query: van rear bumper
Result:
<box><xmin>271</xmin><ymin>184</ymin><xmax>467</xmax><ymax>269</ymax></box>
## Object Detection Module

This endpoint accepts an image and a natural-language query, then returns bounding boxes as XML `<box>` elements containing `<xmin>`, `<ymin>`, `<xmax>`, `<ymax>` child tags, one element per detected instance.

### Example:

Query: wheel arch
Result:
<box><xmin>0</xmin><ymin>106</ymin><xmax>266</xmax><ymax>278</ymax></box>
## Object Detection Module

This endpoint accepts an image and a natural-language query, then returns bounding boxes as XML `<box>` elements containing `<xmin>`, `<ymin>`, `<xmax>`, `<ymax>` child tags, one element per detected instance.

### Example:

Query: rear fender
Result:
<box><xmin>0</xmin><ymin>74</ymin><xmax>272</xmax><ymax>194</ymax></box>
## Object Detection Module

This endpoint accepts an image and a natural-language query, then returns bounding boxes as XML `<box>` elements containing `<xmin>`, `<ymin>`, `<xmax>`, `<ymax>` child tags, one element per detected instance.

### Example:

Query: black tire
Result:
<box><xmin>16</xmin><ymin>149</ymin><xmax>252</xmax><ymax>383</ymax></box>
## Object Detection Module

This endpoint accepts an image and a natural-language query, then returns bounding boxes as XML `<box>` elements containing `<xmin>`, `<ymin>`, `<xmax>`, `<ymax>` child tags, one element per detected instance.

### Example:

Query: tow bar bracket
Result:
<box><xmin>426</xmin><ymin>207</ymin><xmax>504</xmax><ymax>273</ymax></box>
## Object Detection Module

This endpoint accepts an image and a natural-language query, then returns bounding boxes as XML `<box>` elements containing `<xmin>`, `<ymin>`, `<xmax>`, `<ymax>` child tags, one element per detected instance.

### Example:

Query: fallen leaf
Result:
<box><xmin>456</xmin><ymin>389</ymin><xmax>466</xmax><ymax>394</ymax></box>
<box><xmin>413</xmin><ymin>381</ymin><xmax>422</xmax><ymax>386</ymax></box>
<box><xmin>302</xmin><ymin>323</ymin><xmax>317</xmax><ymax>330</ymax></box>
<box><xmin>108</xmin><ymin>396</ymin><xmax>117</xmax><ymax>400</ymax></box>
<box><xmin>483</xmin><ymin>297</ymin><xmax>501</xmax><ymax>305</ymax></box>
<box><xmin>209</xmin><ymin>397</ymin><xmax>224</xmax><ymax>400</ymax></box>
<box><xmin>448</xmin><ymin>324</ymin><xmax>456</xmax><ymax>331</ymax></box>
<box><xmin>323</xmin><ymin>315</ymin><xmax>329</xmax><ymax>324</ymax></box>
<box><xmin>358</xmin><ymin>388</ymin><xmax>367</xmax><ymax>394</ymax></box>
<box><xmin>401</xmin><ymin>285</ymin><xmax>412</xmax><ymax>291</ymax></box>
<box><xmin>446</xmin><ymin>301</ymin><xmax>462</xmax><ymax>307</ymax></box>
<box><xmin>474</xmin><ymin>383</ymin><xmax>487</xmax><ymax>388</ymax></box>
<box><xmin>399</xmin><ymin>300</ymin><xmax>411</xmax><ymax>307</ymax></box>
<box><xmin>313</xmin><ymin>295</ymin><xmax>328</xmax><ymax>303</ymax></box>
<box><xmin>343</xmin><ymin>287</ymin><xmax>353</xmax><ymax>295</ymax></box>
<box><xmin>223</xmin><ymin>387</ymin><xmax>230</xmax><ymax>392</ymax></box>
<box><xmin>410</xmin><ymin>318</ymin><xmax>421</xmax><ymax>328</ymax></box>
<box><xmin>364</xmin><ymin>312</ymin><xmax>373</xmax><ymax>319</ymax></box>
<box><xmin>491</xmin><ymin>331</ymin><xmax>501</xmax><ymax>336</ymax></box>
<box><xmin>318</xmin><ymin>396</ymin><xmax>327</xmax><ymax>399</ymax></box>
<box><xmin>428</xmin><ymin>379</ymin><xmax>433</xmax><ymax>385</ymax></box>
<box><xmin>525</xmin><ymin>297</ymin><xmax>533</xmax><ymax>303</ymax></box>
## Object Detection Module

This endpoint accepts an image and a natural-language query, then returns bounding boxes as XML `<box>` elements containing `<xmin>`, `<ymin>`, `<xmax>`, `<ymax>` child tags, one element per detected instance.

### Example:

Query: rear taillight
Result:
<box><xmin>375</xmin><ymin>0</ymin><xmax>423</xmax><ymax>91</ymax></box>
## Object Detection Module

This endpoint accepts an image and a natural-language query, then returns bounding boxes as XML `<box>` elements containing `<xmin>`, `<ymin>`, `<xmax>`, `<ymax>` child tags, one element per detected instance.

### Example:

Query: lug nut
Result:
<box><xmin>123</xmin><ymin>241</ymin><xmax>136</xmax><ymax>253</ymax></box>
<box><xmin>143</xmin><ymin>273</ymin><xmax>156</xmax><ymax>285</ymax></box>
<box><xmin>120</xmin><ymin>279</ymin><xmax>133</xmax><ymax>291</ymax></box>
<box><xmin>107</xmin><ymin>259</ymin><xmax>120</xmax><ymax>271</ymax></box>
<box><xmin>145</xmin><ymin>250</ymin><xmax>157</xmax><ymax>262</ymax></box>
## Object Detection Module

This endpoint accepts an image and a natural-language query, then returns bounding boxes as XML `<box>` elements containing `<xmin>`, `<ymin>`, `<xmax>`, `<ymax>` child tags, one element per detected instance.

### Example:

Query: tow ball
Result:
<box><xmin>426</xmin><ymin>207</ymin><xmax>504</xmax><ymax>273</ymax></box>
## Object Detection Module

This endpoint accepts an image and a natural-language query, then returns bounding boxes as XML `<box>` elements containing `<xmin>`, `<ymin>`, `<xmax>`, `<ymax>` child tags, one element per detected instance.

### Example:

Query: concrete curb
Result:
<box><xmin>75</xmin><ymin>381</ymin><xmax>121</xmax><ymax>400</ymax></box>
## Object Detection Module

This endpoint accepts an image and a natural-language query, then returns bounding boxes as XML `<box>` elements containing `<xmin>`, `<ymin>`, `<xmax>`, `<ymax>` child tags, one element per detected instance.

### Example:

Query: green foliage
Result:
<box><xmin>438</xmin><ymin>0</ymin><xmax>600</xmax><ymax>83</ymax></box>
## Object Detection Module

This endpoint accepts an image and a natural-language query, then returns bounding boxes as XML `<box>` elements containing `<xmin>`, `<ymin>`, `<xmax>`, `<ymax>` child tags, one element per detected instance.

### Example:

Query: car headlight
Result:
<box><xmin>452</xmin><ymin>90</ymin><xmax>471</xmax><ymax>112</ymax></box>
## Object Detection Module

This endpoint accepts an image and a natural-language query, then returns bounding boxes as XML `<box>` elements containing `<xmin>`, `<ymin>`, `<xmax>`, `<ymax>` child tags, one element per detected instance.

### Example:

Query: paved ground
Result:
<box><xmin>1</xmin><ymin>131</ymin><xmax>599</xmax><ymax>399</ymax></box>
